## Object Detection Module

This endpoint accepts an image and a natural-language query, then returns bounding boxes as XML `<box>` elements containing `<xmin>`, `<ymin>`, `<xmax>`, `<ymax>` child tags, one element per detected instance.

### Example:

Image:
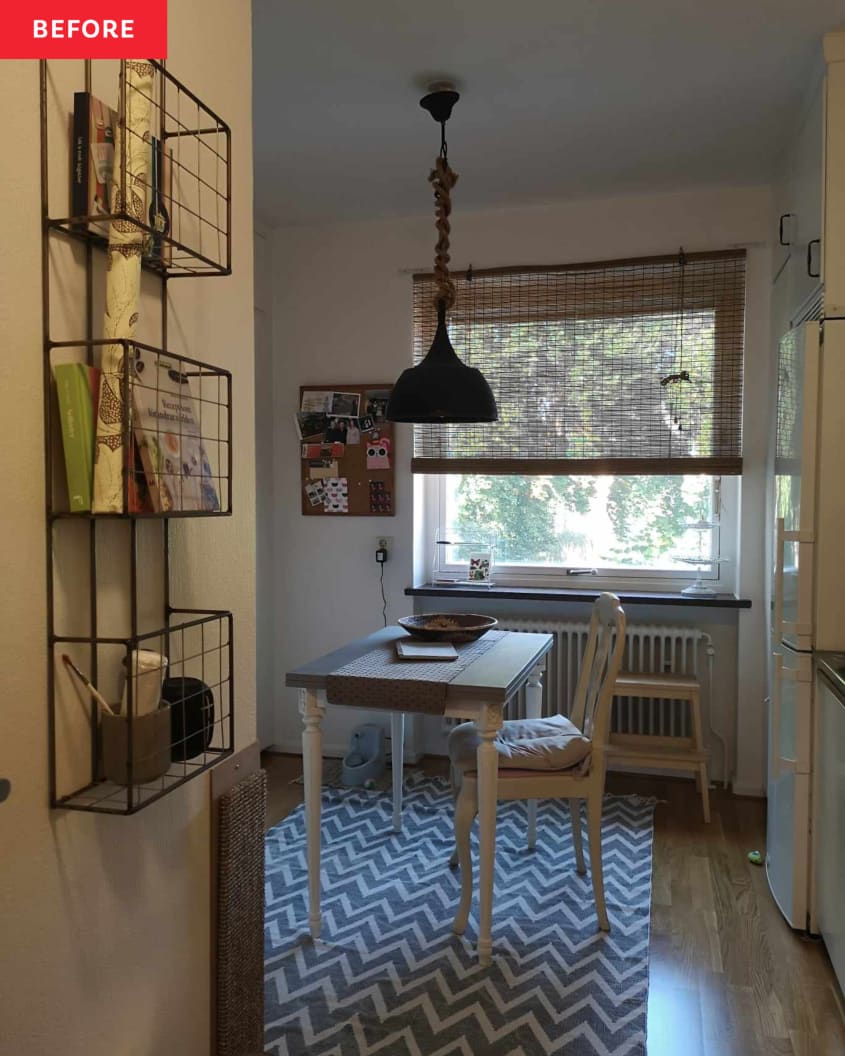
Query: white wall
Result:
<box><xmin>0</xmin><ymin>2</ymin><xmax>256</xmax><ymax>1052</ymax></box>
<box><xmin>255</xmin><ymin>225</ymin><xmax>276</xmax><ymax>748</ymax></box>
<box><xmin>270</xmin><ymin>184</ymin><xmax>772</xmax><ymax>794</ymax></box>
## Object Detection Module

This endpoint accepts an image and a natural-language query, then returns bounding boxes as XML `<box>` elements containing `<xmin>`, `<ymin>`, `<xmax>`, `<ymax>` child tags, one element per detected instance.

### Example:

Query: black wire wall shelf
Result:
<box><xmin>41</xmin><ymin>59</ymin><xmax>236</xmax><ymax>814</ymax></box>
<box><xmin>44</xmin><ymin>59</ymin><xmax>231</xmax><ymax>278</ymax></box>
<box><xmin>53</xmin><ymin>610</ymin><xmax>234</xmax><ymax>815</ymax></box>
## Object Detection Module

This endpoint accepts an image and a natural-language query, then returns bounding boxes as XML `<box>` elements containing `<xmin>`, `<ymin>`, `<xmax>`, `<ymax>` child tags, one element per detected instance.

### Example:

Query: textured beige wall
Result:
<box><xmin>0</xmin><ymin>2</ymin><xmax>256</xmax><ymax>1052</ymax></box>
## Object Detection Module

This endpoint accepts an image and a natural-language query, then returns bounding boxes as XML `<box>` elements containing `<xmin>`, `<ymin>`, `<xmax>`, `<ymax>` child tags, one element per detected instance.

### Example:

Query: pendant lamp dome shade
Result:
<box><xmin>386</xmin><ymin>299</ymin><xmax>498</xmax><ymax>423</ymax></box>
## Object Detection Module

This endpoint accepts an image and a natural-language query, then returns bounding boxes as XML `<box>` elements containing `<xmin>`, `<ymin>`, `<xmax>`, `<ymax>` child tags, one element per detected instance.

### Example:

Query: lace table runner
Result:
<box><xmin>325</xmin><ymin>630</ymin><xmax>507</xmax><ymax>714</ymax></box>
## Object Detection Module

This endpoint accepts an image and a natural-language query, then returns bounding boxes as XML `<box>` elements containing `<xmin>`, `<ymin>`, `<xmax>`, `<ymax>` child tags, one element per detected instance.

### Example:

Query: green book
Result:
<box><xmin>53</xmin><ymin>363</ymin><xmax>98</xmax><ymax>512</ymax></box>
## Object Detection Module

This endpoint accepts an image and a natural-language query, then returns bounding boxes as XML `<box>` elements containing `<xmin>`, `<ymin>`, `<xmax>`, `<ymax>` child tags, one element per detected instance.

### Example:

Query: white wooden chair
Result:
<box><xmin>447</xmin><ymin>593</ymin><xmax>627</xmax><ymax>933</ymax></box>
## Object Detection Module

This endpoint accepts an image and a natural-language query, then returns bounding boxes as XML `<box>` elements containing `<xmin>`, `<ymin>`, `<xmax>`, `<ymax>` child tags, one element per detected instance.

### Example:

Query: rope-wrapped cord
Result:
<box><xmin>429</xmin><ymin>155</ymin><xmax>458</xmax><ymax>310</ymax></box>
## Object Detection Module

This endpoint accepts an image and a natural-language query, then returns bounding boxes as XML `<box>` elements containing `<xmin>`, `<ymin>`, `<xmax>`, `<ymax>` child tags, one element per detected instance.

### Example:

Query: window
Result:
<box><xmin>430</xmin><ymin>473</ymin><xmax>730</xmax><ymax>584</ymax></box>
<box><xmin>414</xmin><ymin>251</ymin><xmax>745</xmax><ymax>586</ymax></box>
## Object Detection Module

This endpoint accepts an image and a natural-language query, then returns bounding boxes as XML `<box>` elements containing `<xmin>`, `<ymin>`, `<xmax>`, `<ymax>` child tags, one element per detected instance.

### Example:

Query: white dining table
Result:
<box><xmin>285</xmin><ymin>625</ymin><xmax>554</xmax><ymax>965</ymax></box>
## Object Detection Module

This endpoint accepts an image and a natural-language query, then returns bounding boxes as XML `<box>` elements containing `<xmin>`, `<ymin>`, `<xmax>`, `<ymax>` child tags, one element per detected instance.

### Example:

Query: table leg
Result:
<box><xmin>476</xmin><ymin>702</ymin><xmax>503</xmax><ymax>966</ymax></box>
<box><xmin>525</xmin><ymin>664</ymin><xmax>544</xmax><ymax>850</ymax></box>
<box><xmin>391</xmin><ymin>712</ymin><xmax>405</xmax><ymax>832</ymax></box>
<box><xmin>300</xmin><ymin>688</ymin><xmax>325</xmax><ymax>939</ymax></box>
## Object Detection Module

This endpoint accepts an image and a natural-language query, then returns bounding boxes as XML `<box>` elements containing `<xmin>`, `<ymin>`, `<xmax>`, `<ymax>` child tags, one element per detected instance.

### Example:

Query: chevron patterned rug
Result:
<box><xmin>264</xmin><ymin>774</ymin><xmax>654</xmax><ymax>1056</ymax></box>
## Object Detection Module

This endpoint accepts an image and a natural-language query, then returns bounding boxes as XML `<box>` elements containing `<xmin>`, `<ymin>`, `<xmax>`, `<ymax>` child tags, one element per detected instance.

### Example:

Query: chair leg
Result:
<box><xmin>690</xmin><ymin>689</ymin><xmax>711</xmax><ymax>823</ymax></box>
<box><xmin>451</xmin><ymin>780</ymin><xmax>478</xmax><ymax>935</ymax></box>
<box><xmin>587</xmin><ymin>795</ymin><xmax>610</xmax><ymax>932</ymax></box>
<box><xmin>450</xmin><ymin>763</ymin><xmax>461</xmax><ymax>803</ymax></box>
<box><xmin>570</xmin><ymin>800</ymin><xmax>586</xmax><ymax>875</ymax></box>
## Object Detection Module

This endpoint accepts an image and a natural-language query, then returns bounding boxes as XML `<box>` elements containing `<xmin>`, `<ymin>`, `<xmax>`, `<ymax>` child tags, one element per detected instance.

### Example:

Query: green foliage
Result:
<box><xmin>605</xmin><ymin>476</ymin><xmax>708</xmax><ymax>565</ymax></box>
<box><xmin>446</xmin><ymin>308</ymin><xmax>718</xmax><ymax>569</ymax></box>
<box><xmin>454</xmin><ymin>476</ymin><xmax>596</xmax><ymax>563</ymax></box>
<box><xmin>452</xmin><ymin>474</ymin><xmax>711</xmax><ymax>569</ymax></box>
<box><xmin>451</xmin><ymin>311</ymin><xmax>717</xmax><ymax>462</ymax></box>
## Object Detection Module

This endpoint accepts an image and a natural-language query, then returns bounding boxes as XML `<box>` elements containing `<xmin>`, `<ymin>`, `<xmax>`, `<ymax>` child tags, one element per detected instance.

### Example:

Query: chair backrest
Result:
<box><xmin>569</xmin><ymin>593</ymin><xmax>626</xmax><ymax>752</ymax></box>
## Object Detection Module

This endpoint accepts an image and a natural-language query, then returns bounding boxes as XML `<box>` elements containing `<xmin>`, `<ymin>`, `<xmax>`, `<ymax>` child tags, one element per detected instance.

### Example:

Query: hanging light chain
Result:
<box><xmin>429</xmin><ymin>154</ymin><xmax>458</xmax><ymax>310</ymax></box>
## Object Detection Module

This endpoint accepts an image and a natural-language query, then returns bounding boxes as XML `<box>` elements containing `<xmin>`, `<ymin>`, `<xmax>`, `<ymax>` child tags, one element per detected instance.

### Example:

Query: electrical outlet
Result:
<box><xmin>376</xmin><ymin>536</ymin><xmax>393</xmax><ymax>558</ymax></box>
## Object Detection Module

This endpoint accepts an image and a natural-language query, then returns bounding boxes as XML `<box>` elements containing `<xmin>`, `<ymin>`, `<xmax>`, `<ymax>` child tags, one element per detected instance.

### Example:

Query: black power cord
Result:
<box><xmin>376</xmin><ymin>545</ymin><xmax>388</xmax><ymax>626</ymax></box>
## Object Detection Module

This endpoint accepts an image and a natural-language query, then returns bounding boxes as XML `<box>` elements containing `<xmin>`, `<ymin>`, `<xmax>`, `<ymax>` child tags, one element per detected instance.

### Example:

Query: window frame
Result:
<box><xmin>422</xmin><ymin>472</ymin><xmax>738</xmax><ymax>593</ymax></box>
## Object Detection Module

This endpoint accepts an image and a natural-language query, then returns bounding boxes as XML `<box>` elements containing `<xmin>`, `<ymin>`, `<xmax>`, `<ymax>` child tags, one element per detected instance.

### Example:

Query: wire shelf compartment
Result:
<box><xmin>48</xmin><ymin>339</ymin><xmax>232</xmax><ymax>518</ymax></box>
<box><xmin>52</xmin><ymin>609</ymin><xmax>234</xmax><ymax>815</ymax></box>
<box><xmin>43</xmin><ymin>58</ymin><xmax>231</xmax><ymax>277</ymax></box>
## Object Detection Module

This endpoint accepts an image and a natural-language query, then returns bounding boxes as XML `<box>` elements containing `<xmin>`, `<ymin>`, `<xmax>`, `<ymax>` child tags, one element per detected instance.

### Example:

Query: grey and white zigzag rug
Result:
<box><xmin>265</xmin><ymin>774</ymin><xmax>654</xmax><ymax>1056</ymax></box>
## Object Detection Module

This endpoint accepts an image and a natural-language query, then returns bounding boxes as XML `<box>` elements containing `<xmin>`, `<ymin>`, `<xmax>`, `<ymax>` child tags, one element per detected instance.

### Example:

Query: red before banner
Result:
<box><xmin>3</xmin><ymin>1</ymin><xmax>167</xmax><ymax>58</ymax></box>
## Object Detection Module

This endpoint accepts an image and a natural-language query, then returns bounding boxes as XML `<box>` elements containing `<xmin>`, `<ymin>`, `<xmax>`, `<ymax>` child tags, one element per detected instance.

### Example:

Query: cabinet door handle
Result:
<box><xmin>779</xmin><ymin>213</ymin><xmax>793</xmax><ymax>246</ymax></box>
<box><xmin>807</xmin><ymin>238</ymin><xmax>821</xmax><ymax>278</ymax></box>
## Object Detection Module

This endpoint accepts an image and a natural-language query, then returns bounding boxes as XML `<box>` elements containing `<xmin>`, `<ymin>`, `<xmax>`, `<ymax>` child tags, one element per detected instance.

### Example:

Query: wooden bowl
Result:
<box><xmin>397</xmin><ymin>613</ymin><xmax>498</xmax><ymax>643</ymax></box>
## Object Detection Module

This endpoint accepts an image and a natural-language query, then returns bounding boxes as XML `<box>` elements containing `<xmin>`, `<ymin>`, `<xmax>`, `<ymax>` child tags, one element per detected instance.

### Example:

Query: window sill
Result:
<box><xmin>405</xmin><ymin>583</ymin><xmax>751</xmax><ymax>609</ymax></box>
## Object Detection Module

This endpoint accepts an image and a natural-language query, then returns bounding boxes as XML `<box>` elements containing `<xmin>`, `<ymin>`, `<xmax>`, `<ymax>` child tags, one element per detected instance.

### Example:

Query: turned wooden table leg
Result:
<box><xmin>476</xmin><ymin>701</ymin><xmax>503</xmax><ymax>966</ymax></box>
<box><xmin>391</xmin><ymin>712</ymin><xmax>405</xmax><ymax>832</ymax></box>
<box><xmin>525</xmin><ymin>663</ymin><xmax>544</xmax><ymax>850</ymax></box>
<box><xmin>300</xmin><ymin>688</ymin><xmax>326</xmax><ymax>939</ymax></box>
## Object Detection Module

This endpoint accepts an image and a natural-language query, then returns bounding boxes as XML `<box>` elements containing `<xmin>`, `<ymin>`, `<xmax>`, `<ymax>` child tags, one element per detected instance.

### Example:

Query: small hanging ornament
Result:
<box><xmin>660</xmin><ymin>249</ymin><xmax>691</xmax><ymax>440</ymax></box>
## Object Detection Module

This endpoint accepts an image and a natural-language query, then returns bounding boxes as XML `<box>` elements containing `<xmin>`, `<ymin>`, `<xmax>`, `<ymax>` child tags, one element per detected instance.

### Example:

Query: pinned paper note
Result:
<box><xmin>324</xmin><ymin>477</ymin><xmax>349</xmax><ymax>513</ymax></box>
<box><xmin>309</xmin><ymin>460</ymin><xmax>339</xmax><ymax>480</ymax></box>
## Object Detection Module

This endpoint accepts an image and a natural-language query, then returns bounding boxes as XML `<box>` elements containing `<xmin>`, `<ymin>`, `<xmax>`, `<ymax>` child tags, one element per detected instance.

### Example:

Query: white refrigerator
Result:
<box><xmin>767</xmin><ymin>317</ymin><xmax>845</xmax><ymax>931</ymax></box>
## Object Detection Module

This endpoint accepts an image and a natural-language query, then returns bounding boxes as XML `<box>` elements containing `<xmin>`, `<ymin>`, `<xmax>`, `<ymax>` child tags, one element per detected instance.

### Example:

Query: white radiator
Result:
<box><xmin>495</xmin><ymin>619</ymin><xmax>715</xmax><ymax>744</ymax></box>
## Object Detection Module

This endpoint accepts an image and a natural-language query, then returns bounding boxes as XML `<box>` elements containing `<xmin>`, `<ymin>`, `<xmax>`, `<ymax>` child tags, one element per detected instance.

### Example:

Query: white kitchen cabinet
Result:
<box><xmin>770</xmin><ymin>73</ymin><xmax>824</xmax><ymax>326</ymax></box>
<box><xmin>823</xmin><ymin>35</ymin><xmax>845</xmax><ymax>315</ymax></box>
<box><xmin>814</xmin><ymin>670</ymin><xmax>845</xmax><ymax>994</ymax></box>
<box><xmin>789</xmin><ymin>77</ymin><xmax>824</xmax><ymax>316</ymax></box>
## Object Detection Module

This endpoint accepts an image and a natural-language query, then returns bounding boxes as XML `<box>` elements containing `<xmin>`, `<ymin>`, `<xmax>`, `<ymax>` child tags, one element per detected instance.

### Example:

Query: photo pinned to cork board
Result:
<box><xmin>298</xmin><ymin>384</ymin><xmax>395</xmax><ymax>516</ymax></box>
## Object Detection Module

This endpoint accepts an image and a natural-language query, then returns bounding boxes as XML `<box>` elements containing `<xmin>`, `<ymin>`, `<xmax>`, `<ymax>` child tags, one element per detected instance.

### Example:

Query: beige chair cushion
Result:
<box><xmin>448</xmin><ymin>714</ymin><xmax>592</xmax><ymax>773</ymax></box>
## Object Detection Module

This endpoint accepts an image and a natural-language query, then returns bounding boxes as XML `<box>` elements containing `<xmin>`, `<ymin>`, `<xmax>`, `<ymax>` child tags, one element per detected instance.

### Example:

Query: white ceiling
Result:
<box><xmin>252</xmin><ymin>1</ymin><xmax>843</xmax><ymax>227</ymax></box>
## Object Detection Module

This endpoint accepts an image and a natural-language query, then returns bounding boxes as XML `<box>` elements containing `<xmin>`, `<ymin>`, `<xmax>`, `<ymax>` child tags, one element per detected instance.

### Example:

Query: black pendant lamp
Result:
<box><xmin>386</xmin><ymin>87</ymin><xmax>498</xmax><ymax>424</ymax></box>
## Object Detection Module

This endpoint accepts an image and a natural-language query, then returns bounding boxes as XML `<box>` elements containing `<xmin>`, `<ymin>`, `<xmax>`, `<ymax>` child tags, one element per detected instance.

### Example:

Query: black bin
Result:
<box><xmin>162</xmin><ymin>676</ymin><xmax>215</xmax><ymax>762</ymax></box>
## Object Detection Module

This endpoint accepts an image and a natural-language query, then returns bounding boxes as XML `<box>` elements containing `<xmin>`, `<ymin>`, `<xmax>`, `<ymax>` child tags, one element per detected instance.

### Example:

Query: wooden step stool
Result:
<box><xmin>608</xmin><ymin>673</ymin><xmax>711</xmax><ymax>822</ymax></box>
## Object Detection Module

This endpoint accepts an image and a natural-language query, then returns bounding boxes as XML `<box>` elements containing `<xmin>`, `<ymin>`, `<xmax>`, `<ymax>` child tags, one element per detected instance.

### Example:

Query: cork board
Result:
<box><xmin>298</xmin><ymin>384</ymin><xmax>395</xmax><ymax>516</ymax></box>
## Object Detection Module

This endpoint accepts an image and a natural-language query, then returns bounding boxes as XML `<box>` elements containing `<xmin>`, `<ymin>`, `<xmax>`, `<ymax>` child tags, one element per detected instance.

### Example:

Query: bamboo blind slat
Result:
<box><xmin>412</xmin><ymin>250</ymin><xmax>746</xmax><ymax>475</ymax></box>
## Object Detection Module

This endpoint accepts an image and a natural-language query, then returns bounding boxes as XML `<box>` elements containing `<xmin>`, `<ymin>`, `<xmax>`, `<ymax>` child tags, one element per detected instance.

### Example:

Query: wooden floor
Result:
<box><xmin>263</xmin><ymin>753</ymin><xmax>845</xmax><ymax>1056</ymax></box>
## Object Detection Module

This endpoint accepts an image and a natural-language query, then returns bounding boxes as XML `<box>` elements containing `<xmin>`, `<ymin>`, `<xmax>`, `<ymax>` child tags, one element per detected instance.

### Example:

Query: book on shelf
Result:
<box><xmin>395</xmin><ymin>640</ymin><xmax>458</xmax><ymax>661</ymax></box>
<box><xmin>71</xmin><ymin>92</ymin><xmax>117</xmax><ymax>234</ymax></box>
<box><xmin>71</xmin><ymin>94</ymin><xmax>172</xmax><ymax>262</ymax></box>
<box><xmin>131</xmin><ymin>350</ymin><xmax>221</xmax><ymax>513</ymax></box>
<box><xmin>53</xmin><ymin>363</ymin><xmax>100</xmax><ymax>512</ymax></box>
<box><xmin>127</xmin><ymin>436</ymin><xmax>154</xmax><ymax>514</ymax></box>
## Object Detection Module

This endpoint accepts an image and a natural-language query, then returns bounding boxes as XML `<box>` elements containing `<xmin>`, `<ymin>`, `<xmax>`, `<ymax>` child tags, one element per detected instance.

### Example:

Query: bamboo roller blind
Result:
<box><xmin>411</xmin><ymin>249</ymin><xmax>746</xmax><ymax>475</ymax></box>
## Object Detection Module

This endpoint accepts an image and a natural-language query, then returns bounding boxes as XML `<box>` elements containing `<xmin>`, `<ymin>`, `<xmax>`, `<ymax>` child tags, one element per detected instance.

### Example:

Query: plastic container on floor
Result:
<box><xmin>341</xmin><ymin>723</ymin><xmax>386</xmax><ymax>788</ymax></box>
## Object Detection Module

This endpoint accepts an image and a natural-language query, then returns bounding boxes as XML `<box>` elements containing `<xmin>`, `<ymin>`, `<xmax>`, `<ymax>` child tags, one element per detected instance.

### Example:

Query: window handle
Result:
<box><xmin>779</xmin><ymin>213</ymin><xmax>793</xmax><ymax>246</ymax></box>
<box><xmin>567</xmin><ymin>568</ymin><xmax>597</xmax><ymax>576</ymax></box>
